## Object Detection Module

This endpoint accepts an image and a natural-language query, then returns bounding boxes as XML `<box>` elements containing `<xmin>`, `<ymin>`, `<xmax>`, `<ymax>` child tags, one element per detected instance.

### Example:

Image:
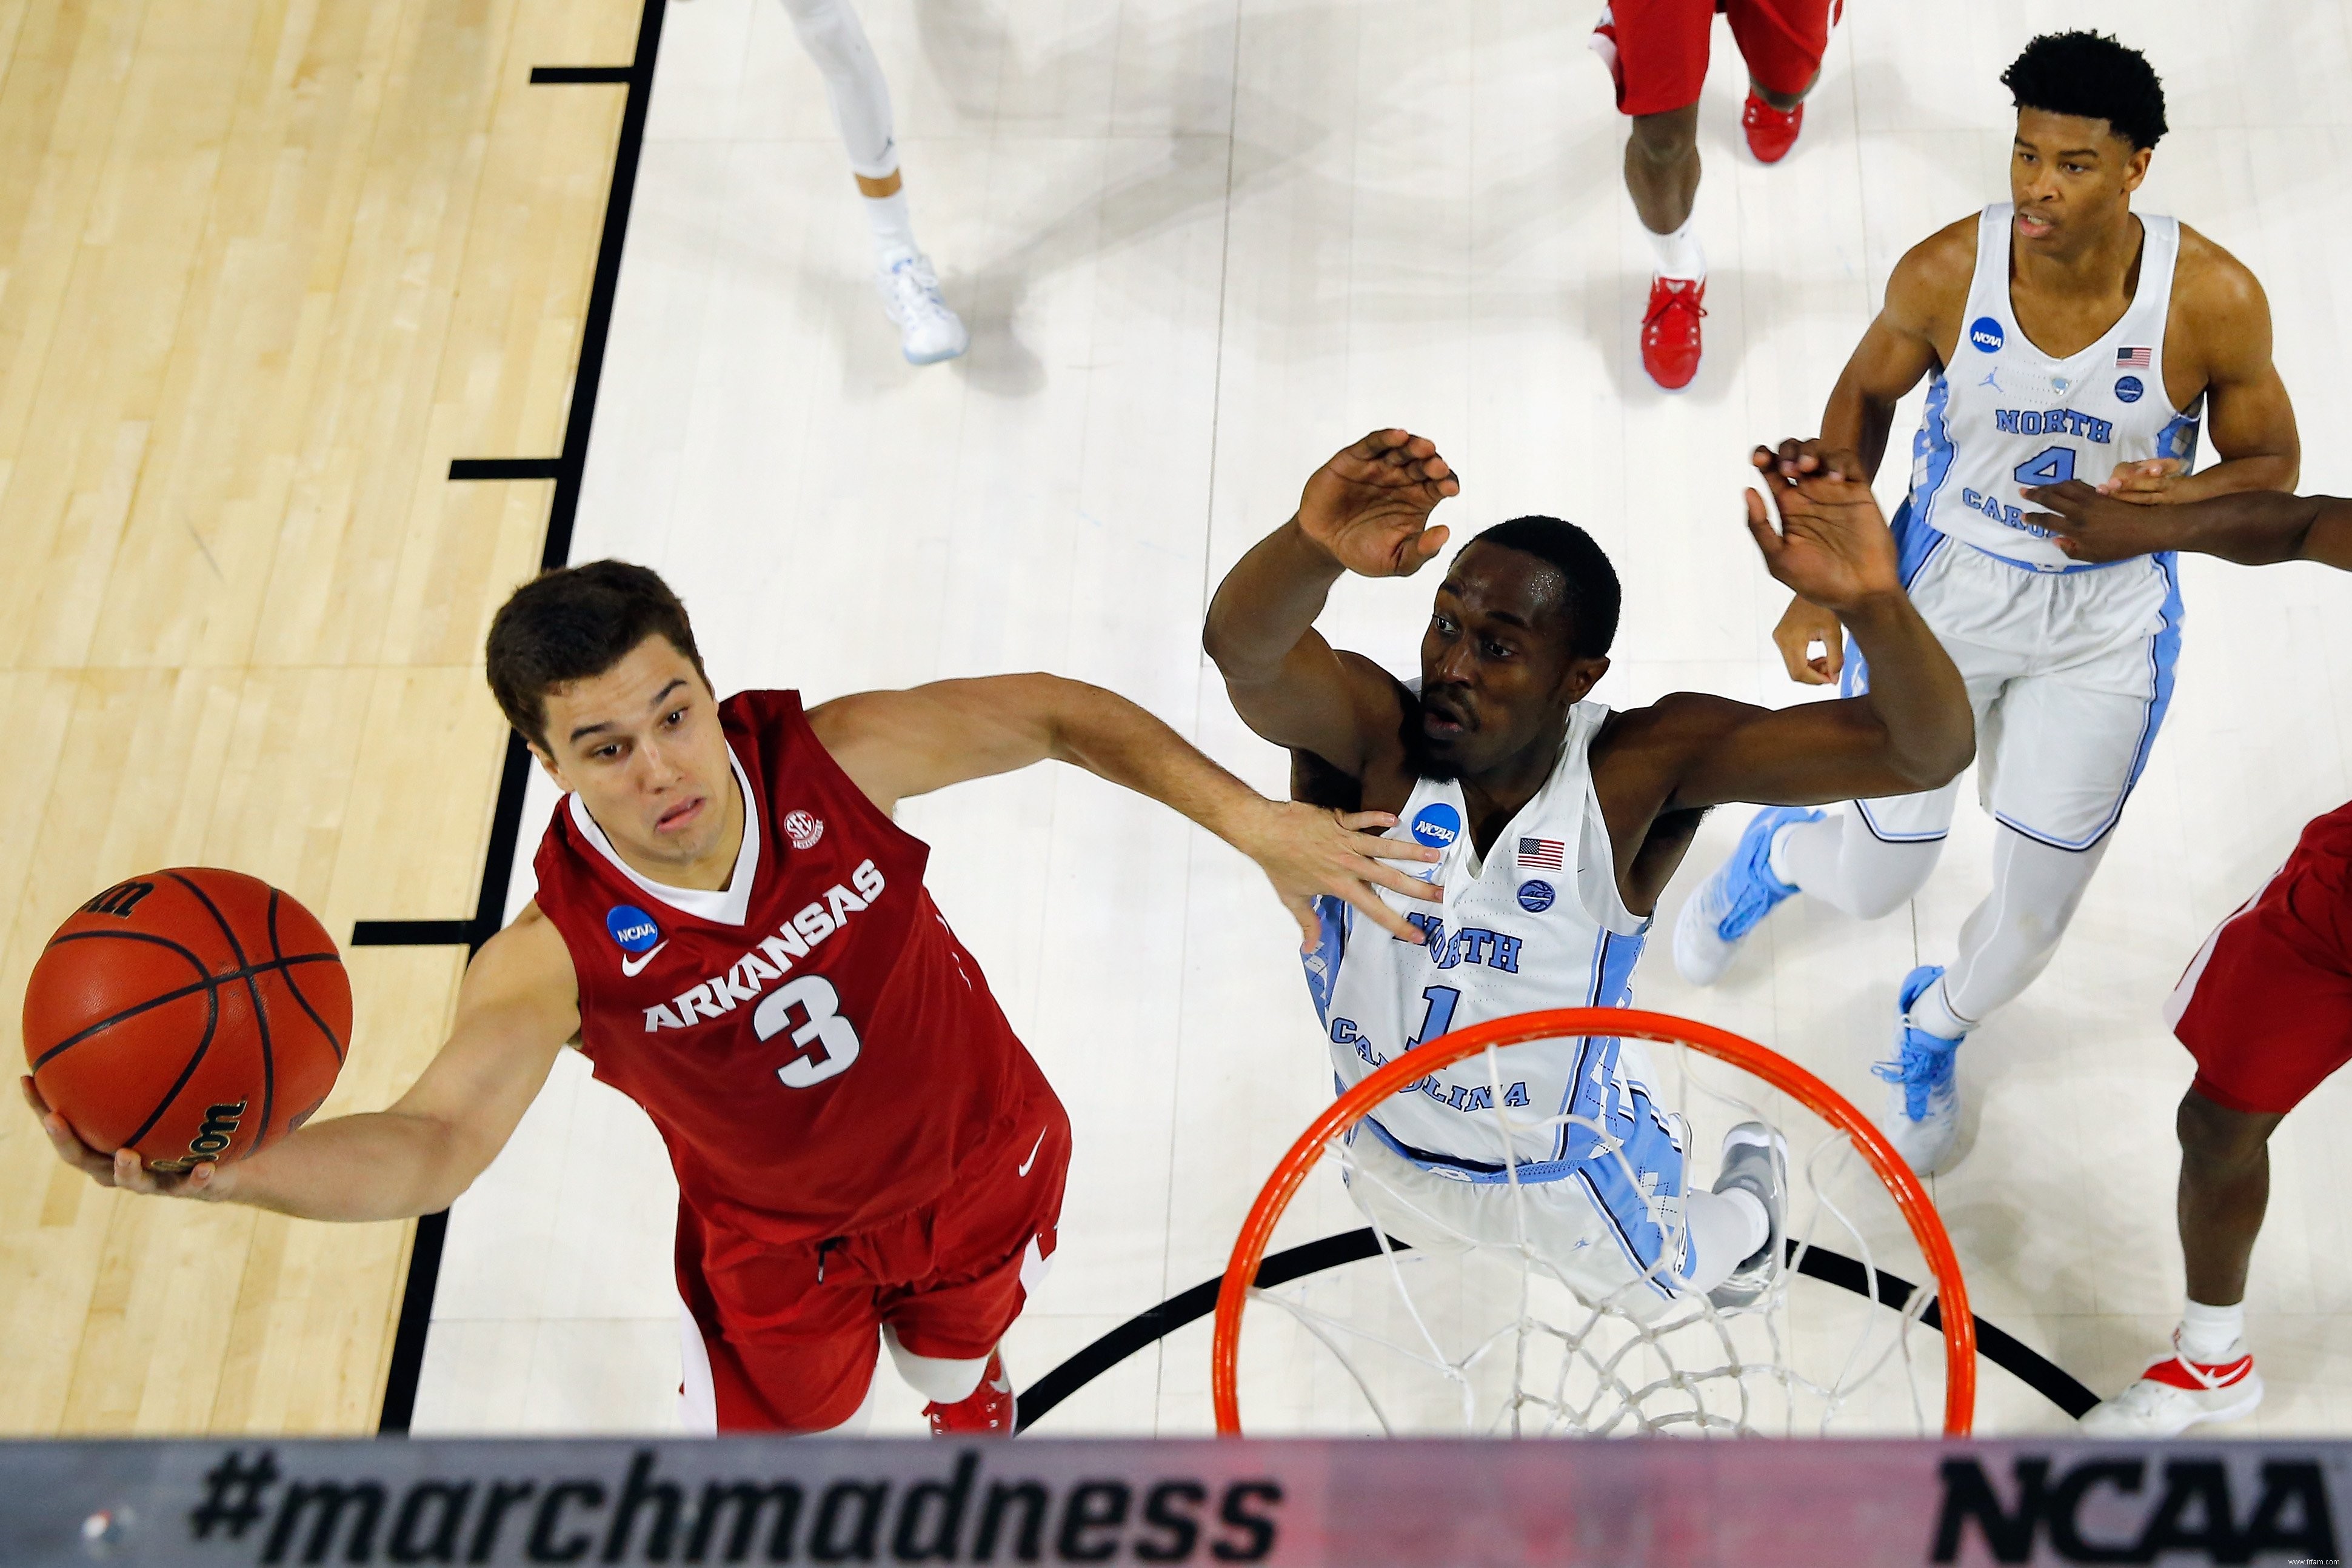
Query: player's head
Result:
<box><xmin>2002</xmin><ymin>32</ymin><xmax>2166</xmax><ymax>250</ymax></box>
<box><xmin>1411</xmin><ymin>517</ymin><xmax>1617</xmax><ymax>782</ymax></box>
<box><xmin>487</xmin><ymin>561</ymin><xmax>735</xmax><ymax>870</ymax></box>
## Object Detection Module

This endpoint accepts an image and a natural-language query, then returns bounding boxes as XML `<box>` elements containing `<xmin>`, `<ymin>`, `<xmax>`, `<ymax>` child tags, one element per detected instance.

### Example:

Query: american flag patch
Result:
<box><xmin>2116</xmin><ymin>346</ymin><xmax>2153</xmax><ymax>369</ymax></box>
<box><xmin>1517</xmin><ymin>836</ymin><xmax>1566</xmax><ymax>869</ymax></box>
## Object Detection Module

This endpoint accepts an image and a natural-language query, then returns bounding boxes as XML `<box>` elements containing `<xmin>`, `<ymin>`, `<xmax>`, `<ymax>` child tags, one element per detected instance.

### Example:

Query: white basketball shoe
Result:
<box><xmin>1706</xmin><ymin>1122</ymin><xmax>1788</xmax><ymax>1312</ymax></box>
<box><xmin>1672</xmin><ymin>806</ymin><xmax>1823</xmax><ymax>986</ymax></box>
<box><xmin>1872</xmin><ymin>964</ymin><xmax>1965</xmax><ymax>1175</ymax></box>
<box><xmin>875</xmin><ymin>250</ymin><xmax>969</xmax><ymax>365</ymax></box>
<box><xmin>2079</xmin><ymin>1334</ymin><xmax>2264</xmax><ymax>1436</ymax></box>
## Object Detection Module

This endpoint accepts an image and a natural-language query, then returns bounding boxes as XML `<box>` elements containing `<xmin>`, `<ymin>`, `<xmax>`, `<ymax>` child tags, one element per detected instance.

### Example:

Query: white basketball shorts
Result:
<box><xmin>1842</xmin><ymin>505</ymin><xmax>2183</xmax><ymax>852</ymax></box>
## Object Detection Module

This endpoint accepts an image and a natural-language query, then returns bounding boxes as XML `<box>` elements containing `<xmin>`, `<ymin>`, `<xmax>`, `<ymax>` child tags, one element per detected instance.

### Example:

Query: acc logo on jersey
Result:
<box><xmin>1968</xmin><ymin>316</ymin><xmax>2004</xmax><ymax>353</ymax></box>
<box><xmin>1516</xmin><ymin>879</ymin><xmax>1555</xmax><ymax>913</ymax></box>
<box><xmin>783</xmin><ymin>810</ymin><xmax>826</xmax><ymax>851</ymax></box>
<box><xmin>2114</xmin><ymin>375</ymin><xmax>2145</xmax><ymax>404</ymax></box>
<box><xmin>1410</xmin><ymin>803</ymin><xmax>1462</xmax><ymax>850</ymax></box>
<box><xmin>607</xmin><ymin>905</ymin><xmax>661</xmax><ymax>953</ymax></box>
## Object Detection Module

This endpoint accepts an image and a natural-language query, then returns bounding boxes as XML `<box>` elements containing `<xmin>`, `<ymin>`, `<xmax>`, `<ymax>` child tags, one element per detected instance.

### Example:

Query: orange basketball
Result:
<box><xmin>22</xmin><ymin>868</ymin><xmax>350</xmax><ymax>1172</ymax></box>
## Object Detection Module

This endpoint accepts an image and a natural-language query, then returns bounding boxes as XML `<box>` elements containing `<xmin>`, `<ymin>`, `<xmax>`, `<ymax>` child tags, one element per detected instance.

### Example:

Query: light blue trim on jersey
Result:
<box><xmin>1301</xmin><ymin>893</ymin><xmax>1351</xmax><ymax>1026</ymax></box>
<box><xmin>2156</xmin><ymin>400</ymin><xmax>2203</xmax><ymax>467</ymax></box>
<box><xmin>1908</xmin><ymin>373</ymin><xmax>1960</xmax><ymax>533</ymax></box>
<box><xmin>1991</xmin><ymin>552</ymin><xmax>2184</xmax><ymax>853</ymax></box>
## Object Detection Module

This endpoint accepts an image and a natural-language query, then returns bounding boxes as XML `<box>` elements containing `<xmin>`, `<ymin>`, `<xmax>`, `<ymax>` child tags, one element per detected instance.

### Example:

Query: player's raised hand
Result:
<box><xmin>1744</xmin><ymin>441</ymin><xmax>1899</xmax><ymax>616</ymax></box>
<box><xmin>2097</xmin><ymin>456</ymin><xmax>2187</xmax><ymax>506</ymax></box>
<box><xmin>1772</xmin><ymin>596</ymin><xmax>1845</xmax><ymax>686</ymax></box>
<box><xmin>19</xmin><ymin>1075</ymin><xmax>232</xmax><ymax>1200</ymax></box>
<box><xmin>1231</xmin><ymin>802</ymin><xmax>1443</xmax><ymax>949</ymax></box>
<box><xmin>1296</xmin><ymin>429</ymin><xmax>1461</xmax><ymax>578</ymax></box>
<box><xmin>2022</xmin><ymin>478</ymin><xmax>2179</xmax><ymax>562</ymax></box>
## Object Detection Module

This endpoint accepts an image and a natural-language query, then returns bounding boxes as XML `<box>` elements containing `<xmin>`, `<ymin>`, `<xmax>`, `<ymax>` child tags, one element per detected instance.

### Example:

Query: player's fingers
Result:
<box><xmin>1819</xmin><ymin>637</ymin><xmax>1845</xmax><ymax>681</ymax></box>
<box><xmin>111</xmin><ymin>1148</ymin><xmax>159</xmax><ymax>1194</ymax></box>
<box><xmin>1335</xmin><ymin>816</ymin><xmax>1439</xmax><ymax>862</ymax></box>
<box><xmin>1359</xmin><ymin>861</ymin><xmax>1443</xmax><ymax>902</ymax></box>
<box><xmin>1286</xmin><ymin>896</ymin><xmax>1320</xmax><ymax>954</ymax></box>
<box><xmin>1345</xmin><ymin>886</ymin><xmax>1426</xmax><ymax>944</ymax></box>
<box><xmin>18</xmin><ymin>1074</ymin><xmax>48</xmax><ymax>1118</ymax></box>
<box><xmin>1333</xmin><ymin>809</ymin><xmax>1398</xmax><ymax>834</ymax></box>
<box><xmin>1743</xmin><ymin>492</ymin><xmax>1782</xmax><ymax>557</ymax></box>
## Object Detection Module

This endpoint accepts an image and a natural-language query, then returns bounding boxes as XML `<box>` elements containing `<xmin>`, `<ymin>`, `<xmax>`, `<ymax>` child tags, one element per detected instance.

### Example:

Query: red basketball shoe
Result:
<box><xmin>925</xmin><ymin>1349</ymin><xmax>1015</xmax><ymax>1437</ymax></box>
<box><xmin>1641</xmin><ymin>276</ymin><xmax>1705</xmax><ymax>391</ymax></box>
<box><xmin>1743</xmin><ymin>92</ymin><xmax>1803</xmax><ymax>164</ymax></box>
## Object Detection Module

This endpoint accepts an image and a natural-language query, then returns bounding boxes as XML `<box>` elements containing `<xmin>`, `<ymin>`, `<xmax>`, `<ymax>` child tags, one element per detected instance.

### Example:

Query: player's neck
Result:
<box><xmin>2012</xmin><ymin>208</ymin><xmax>2143</xmax><ymax>303</ymax></box>
<box><xmin>1454</xmin><ymin>722</ymin><xmax>1568</xmax><ymax>858</ymax></box>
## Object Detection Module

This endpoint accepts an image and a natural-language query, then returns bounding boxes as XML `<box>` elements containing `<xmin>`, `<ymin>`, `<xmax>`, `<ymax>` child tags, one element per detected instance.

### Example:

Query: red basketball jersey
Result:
<box><xmin>530</xmin><ymin>690</ymin><xmax>1046</xmax><ymax>1246</ymax></box>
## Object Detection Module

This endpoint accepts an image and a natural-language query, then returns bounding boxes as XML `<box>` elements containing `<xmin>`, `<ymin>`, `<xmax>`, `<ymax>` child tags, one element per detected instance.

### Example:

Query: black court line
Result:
<box><xmin>1012</xmin><ymin>1229</ymin><xmax>2100</xmax><ymax>1433</ymax></box>
<box><xmin>531</xmin><ymin>65</ymin><xmax>635</xmax><ymax>84</ymax></box>
<box><xmin>447</xmin><ymin>456</ymin><xmax>562</xmax><ymax>481</ymax></box>
<box><xmin>366</xmin><ymin>0</ymin><xmax>670</xmax><ymax>1437</ymax></box>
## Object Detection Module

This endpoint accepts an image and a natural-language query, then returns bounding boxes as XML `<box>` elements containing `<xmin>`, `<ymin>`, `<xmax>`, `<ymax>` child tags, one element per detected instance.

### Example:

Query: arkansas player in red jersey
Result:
<box><xmin>24</xmin><ymin>561</ymin><xmax>1441</xmax><ymax>1434</ymax></box>
<box><xmin>2020</xmin><ymin>479</ymin><xmax>2352</xmax><ymax>1436</ymax></box>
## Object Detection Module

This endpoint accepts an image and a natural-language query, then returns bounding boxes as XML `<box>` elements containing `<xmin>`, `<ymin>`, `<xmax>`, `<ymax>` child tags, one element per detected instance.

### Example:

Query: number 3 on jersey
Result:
<box><xmin>2012</xmin><ymin>445</ymin><xmax>2076</xmax><ymax>486</ymax></box>
<box><xmin>753</xmin><ymin>975</ymin><xmax>861</xmax><ymax>1087</ymax></box>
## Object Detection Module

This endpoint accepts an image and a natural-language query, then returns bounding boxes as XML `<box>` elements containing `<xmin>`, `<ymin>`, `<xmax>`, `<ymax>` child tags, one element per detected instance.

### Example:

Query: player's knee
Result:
<box><xmin>2177</xmin><ymin>1091</ymin><xmax>2273</xmax><ymax>1173</ymax></box>
<box><xmin>1627</xmin><ymin>108</ymin><xmax>1698</xmax><ymax>164</ymax></box>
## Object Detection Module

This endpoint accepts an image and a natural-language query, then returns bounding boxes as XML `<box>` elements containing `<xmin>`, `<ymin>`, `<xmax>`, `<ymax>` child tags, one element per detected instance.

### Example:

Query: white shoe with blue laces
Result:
<box><xmin>875</xmin><ymin>250</ymin><xmax>969</xmax><ymax>365</ymax></box>
<box><xmin>1672</xmin><ymin>806</ymin><xmax>1824</xmax><ymax>986</ymax></box>
<box><xmin>1873</xmin><ymin>964</ymin><xmax>1965</xmax><ymax>1175</ymax></box>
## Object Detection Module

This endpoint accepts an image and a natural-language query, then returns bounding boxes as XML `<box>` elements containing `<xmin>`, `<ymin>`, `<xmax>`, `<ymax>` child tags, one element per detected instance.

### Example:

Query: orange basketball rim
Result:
<box><xmin>1211</xmin><ymin>1007</ymin><xmax>1977</xmax><ymax>1436</ymax></box>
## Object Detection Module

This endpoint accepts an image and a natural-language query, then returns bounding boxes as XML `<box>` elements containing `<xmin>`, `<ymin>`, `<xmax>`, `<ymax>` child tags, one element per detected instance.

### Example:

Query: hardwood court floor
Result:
<box><xmin>0</xmin><ymin>0</ymin><xmax>643</xmax><ymax>1434</ymax></box>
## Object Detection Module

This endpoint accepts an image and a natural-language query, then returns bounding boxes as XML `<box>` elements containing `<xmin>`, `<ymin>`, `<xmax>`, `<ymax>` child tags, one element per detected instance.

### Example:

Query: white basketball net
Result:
<box><xmin>1233</xmin><ymin>1033</ymin><xmax>1954</xmax><ymax>1438</ymax></box>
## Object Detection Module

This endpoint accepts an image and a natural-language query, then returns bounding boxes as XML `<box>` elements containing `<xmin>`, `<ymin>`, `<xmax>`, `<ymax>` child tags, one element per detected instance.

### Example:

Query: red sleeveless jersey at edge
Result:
<box><xmin>530</xmin><ymin>690</ymin><xmax>1048</xmax><ymax>1246</ymax></box>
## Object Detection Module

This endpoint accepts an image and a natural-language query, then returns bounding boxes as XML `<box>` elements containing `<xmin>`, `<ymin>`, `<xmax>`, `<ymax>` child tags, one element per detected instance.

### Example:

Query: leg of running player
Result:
<box><xmin>779</xmin><ymin>0</ymin><xmax>967</xmax><ymax>364</ymax></box>
<box><xmin>1722</xmin><ymin>0</ymin><xmax>1830</xmax><ymax>163</ymax></box>
<box><xmin>1592</xmin><ymin>0</ymin><xmax>1708</xmax><ymax>390</ymax></box>
<box><xmin>2176</xmin><ymin>1091</ymin><xmax>2280</xmax><ymax>1316</ymax></box>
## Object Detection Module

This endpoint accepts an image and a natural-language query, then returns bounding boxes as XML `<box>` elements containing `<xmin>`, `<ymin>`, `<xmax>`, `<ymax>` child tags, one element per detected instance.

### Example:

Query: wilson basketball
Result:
<box><xmin>21</xmin><ymin>868</ymin><xmax>350</xmax><ymax>1172</ymax></box>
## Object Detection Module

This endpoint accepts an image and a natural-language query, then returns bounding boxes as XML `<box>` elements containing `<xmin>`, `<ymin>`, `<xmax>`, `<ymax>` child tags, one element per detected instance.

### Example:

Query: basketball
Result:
<box><xmin>21</xmin><ymin>868</ymin><xmax>350</xmax><ymax>1173</ymax></box>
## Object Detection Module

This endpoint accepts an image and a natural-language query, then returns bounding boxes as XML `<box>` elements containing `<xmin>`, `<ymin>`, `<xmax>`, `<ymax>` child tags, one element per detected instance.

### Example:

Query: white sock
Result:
<box><xmin>1720</xmin><ymin>1186</ymin><xmax>1769</xmax><ymax>1253</ymax></box>
<box><xmin>1645</xmin><ymin>217</ymin><xmax>1705</xmax><ymax>282</ymax></box>
<box><xmin>2179</xmin><ymin>1299</ymin><xmax>2245</xmax><ymax>1364</ymax></box>
<box><xmin>1766</xmin><ymin>820</ymin><xmax>1802</xmax><ymax>886</ymax></box>
<box><xmin>1905</xmin><ymin>973</ymin><xmax>1973</xmax><ymax>1042</ymax></box>
<box><xmin>863</xmin><ymin>188</ymin><xmax>919</xmax><ymax>263</ymax></box>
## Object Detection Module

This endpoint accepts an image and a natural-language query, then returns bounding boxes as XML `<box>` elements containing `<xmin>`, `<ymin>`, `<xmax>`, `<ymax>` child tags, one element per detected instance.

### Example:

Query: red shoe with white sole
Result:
<box><xmin>1641</xmin><ymin>276</ymin><xmax>1705</xmax><ymax>391</ymax></box>
<box><xmin>1743</xmin><ymin>91</ymin><xmax>1804</xmax><ymax>164</ymax></box>
<box><xmin>925</xmin><ymin>1349</ymin><xmax>1015</xmax><ymax>1437</ymax></box>
<box><xmin>2078</xmin><ymin>1335</ymin><xmax>2263</xmax><ymax>1436</ymax></box>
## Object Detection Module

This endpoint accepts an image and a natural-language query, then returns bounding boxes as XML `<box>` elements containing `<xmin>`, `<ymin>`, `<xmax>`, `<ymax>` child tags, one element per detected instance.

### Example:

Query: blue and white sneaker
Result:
<box><xmin>1873</xmin><ymin>964</ymin><xmax>1965</xmax><ymax>1175</ymax></box>
<box><xmin>875</xmin><ymin>250</ymin><xmax>969</xmax><ymax>365</ymax></box>
<box><xmin>1672</xmin><ymin>806</ymin><xmax>1824</xmax><ymax>986</ymax></box>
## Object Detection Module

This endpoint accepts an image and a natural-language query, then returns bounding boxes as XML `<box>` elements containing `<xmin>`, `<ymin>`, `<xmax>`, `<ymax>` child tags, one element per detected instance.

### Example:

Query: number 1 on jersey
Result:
<box><xmin>753</xmin><ymin>975</ymin><xmax>862</xmax><ymax>1088</ymax></box>
<box><xmin>1407</xmin><ymin>985</ymin><xmax>1460</xmax><ymax>1051</ymax></box>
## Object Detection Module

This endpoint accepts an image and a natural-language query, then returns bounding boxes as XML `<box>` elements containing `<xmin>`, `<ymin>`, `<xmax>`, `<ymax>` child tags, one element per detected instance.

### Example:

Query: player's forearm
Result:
<box><xmin>1203</xmin><ymin>519</ymin><xmax>1347</xmax><ymax>684</ymax></box>
<box><xmin>2163</xmin><ymin>450</ymin><xmax>2300</xmax><ymax>505</ymax></box>
<box><xmin>218</xmin><ymin>1110</ymin><xmax>484</xmax><ymax>1222</ymax></box>
<box><xmin>1823</xmin><ymin>381</ymin><xmax>1900</xmax><ymax>484</ymax></box>
<box><xmin>1043</xmin><ymin>681</ymin><xmax>1269</xmax><ymax>851</ymax></box>
<box><xmin>1837</xmin><ymin>592</ymin><xmax>1975</xmax><ymax>787</ymax></box>
<box><xmin>2165</xmin><ymin>490</ymin><xmax>2352</xmax><ymax>569</ymax></box>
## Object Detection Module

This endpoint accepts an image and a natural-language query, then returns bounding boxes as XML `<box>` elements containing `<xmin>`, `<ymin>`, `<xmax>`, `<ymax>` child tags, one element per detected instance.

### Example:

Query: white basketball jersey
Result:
<box><xmin>1907</xmin><ymin>204</ymin><xmax>2202</xmax><ymax>574</ymax></box>
<box><xmin>1305</xmin><ymin>702</ymin><xmax>1659</xmax><ymax>1173</ymax></box>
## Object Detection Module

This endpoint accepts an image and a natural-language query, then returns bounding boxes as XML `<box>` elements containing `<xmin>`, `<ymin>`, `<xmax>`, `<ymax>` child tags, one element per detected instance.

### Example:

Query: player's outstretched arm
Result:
<box><xmin>1776</xmin><ymin>224</ymin><xmax>1970</xmax><ymax>686</ymax></box>
<box><xmin>2025</xmin><ymin>480</ymin><xmax>2352</xmax><ymax>572</ymax></box>
<box><xmin>21</xmin><ymin>907</ymin><xmax>578</xmax><ymax>1220</ymax></box>
<box><xmin>1646</xmin><ymin>445</ymin><xmax>1976</xmax><ymax>810</ymax></box>
<box><xmin>1202</xmin><ymin>429</ymin><xmax>1458</xmax><ymax>773</ymax></box>
<box><xmin>809</xmin><ymin>676</ymin><xmax>1440</xmax><ymax>946</ymax></box>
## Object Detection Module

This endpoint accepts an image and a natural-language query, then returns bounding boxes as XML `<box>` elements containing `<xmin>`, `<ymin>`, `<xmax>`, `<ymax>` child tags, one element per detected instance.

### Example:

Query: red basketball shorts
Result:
<box><xmin>675</xmin><ymin>1081</ymin><xmax>1072</xmax><ymax>1432</ymax></box>
<box><xmin>1591</xmin><ymin>0</ymin><xmax>1836</xmax><ymax>116</ymax></box>
<box><xmin>2169</xmin><ymin>801</ymin><xmax>2352</xmax><ymax>1117</ymax></box>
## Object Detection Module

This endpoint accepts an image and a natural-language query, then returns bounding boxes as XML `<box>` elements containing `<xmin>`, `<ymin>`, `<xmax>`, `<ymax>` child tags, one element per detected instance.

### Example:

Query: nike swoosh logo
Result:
<box><xmin>620</xmin><ymin>941</ymin><xmax>668</xmax><ymax>978</ymax></box>
<box><xmin>1017</xmin><ymin>1129</ymin><xmax>1047</xmax><ymax>1178</ymax></box>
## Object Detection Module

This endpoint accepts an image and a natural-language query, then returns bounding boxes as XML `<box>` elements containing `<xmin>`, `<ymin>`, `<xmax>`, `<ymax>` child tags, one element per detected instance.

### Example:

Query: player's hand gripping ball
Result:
<box><xmin>22</xmin><ymin>869</ymin><xmax>350</xmax><ymax>1172</ymax></box>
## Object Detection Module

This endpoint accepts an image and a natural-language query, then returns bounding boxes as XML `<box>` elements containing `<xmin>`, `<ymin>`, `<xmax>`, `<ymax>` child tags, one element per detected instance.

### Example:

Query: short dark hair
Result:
<box><xmin>486</xmin><ymin>560</ymin><xmax>710</xmax><ymax>750</ymax></box>
<box><xmin>2002</xmin><ymin>32</ymin><xmax>2168</xmax><ymax>151</ymax></box>
<box><xmin>1465</xmin><ymin>515</ymin><xmax>1620</xmax><ymax>660</ymax></box>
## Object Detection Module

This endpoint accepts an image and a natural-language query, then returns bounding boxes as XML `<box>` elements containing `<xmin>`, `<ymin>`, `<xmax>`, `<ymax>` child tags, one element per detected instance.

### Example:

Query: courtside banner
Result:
<box><xmin>0</xmin><ymin>1436</ymin><xmax>2340</xmax><ymax>1566</ymax></box>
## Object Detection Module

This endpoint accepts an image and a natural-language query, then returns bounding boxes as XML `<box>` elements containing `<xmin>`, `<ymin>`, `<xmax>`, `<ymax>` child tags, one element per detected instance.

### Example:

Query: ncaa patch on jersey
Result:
<box><xmin>1968</xmin><ymin>316</ymin><xmax>2004</xmax><ymax>353</ymax></box>
<box><xmin>2114</xmin><ymin>375</ymin><xmax>2145</xmax><ymax>403</ymax></box>
<box><xmin>1410</xmin><ymin>802</ymin><xmax>1462</xmax><ymax>850</ymax></box>
<box><xmin>607</xmin><ymin>904</ymin><xmax>661</xmax><ymax>953</ymax></box>
<box><xmin>1517</xmin><ymin>879</ymin><xmax>1555</xmax><ymax>913</ymax></box>
<box><xmin>784</xmin><ymin>809</ymin><xmax>826</xmax><ymax>850</ymax></box>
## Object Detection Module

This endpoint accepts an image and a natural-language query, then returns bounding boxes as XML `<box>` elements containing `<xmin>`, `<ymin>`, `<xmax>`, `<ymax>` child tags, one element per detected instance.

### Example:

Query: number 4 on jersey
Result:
<box><xmin>2012</xmin><ymin>445</ymin><xmax>2076</xmax><ymax>486</ymax></box>
<box><xmin>753</xmin><ymin>975</ymin><xmax>861</xmax><ymax>1087</ymax></box>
